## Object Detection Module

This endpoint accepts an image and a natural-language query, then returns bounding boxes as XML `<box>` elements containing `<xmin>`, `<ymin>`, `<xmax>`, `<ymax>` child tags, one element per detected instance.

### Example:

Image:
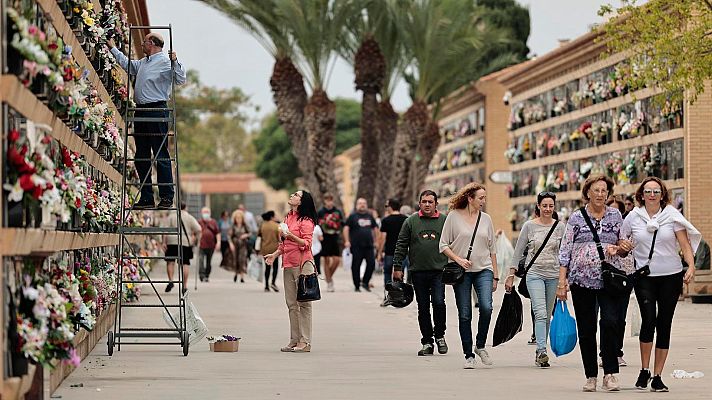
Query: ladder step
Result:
<box><xmin>126</xmin><ymin>158</ymin><xmax>176</xmax><ymax>162</ymax></box>
<box><xmin>126</xmin><ymin>182</ymin><xmax>177</xmax><ymax>186</ymax></box>
<box><xmin>122</xmin><ymin>280</ymin><xmax>182</xmax><ymax>284</ymax></box>
<box><xmin>120</xmin><ymin>227</ymin><xmax>180</xmax><ymax>235</ymax></box>
<box><xmin>128</xmin><ymin>107</ymin><xmax>174</xmax><ymax>112</ymax></box>
<box><xmin>114</xmin><ymin>342</ymin><xmax>182</xmax><ymax>346</ymax></box>
<box><xmin>127</xmin><ymin>133</ymin><xmax>176</xmax><ymax>137</ymax></box>
<box><xmin>120</xmin><ymin>304</ymin><xmax>183</xmax><ymax>308</ymax></box>
<box><xmin>127</xmin><ymin>116</ymin><xmax>173</xmax><ymax>123</ymax></box>
<box><xmin>120</xmin><ymin>328</ymin><xmax>183</xmax><ymax>332</ymax></box>
<box><xmin>116</xmin><ymin>332</ymin><xmax>181</xmax><ymax>338</ymax></box>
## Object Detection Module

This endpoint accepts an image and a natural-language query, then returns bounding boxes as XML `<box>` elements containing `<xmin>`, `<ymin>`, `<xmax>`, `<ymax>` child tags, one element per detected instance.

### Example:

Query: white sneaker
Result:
<box><xmin>327</xmin><ymin>281</ymin><xmax>335</xmax><ymax>292</ymax></box>
<box><xmin>582</xmin><ymin>377</ymin><xmax>597</xmax><ymax>392</ymax></box>
<box><xmin>602</xmin><ymin>374</ymin><xmax>620</xmax><ymax>392</ymax></box>
<box><xmin>474</xmin><ymin>348</ymin><xmax>493</xmax><ymax>365</ymax></box>
<box><xmin>463</xmin><ymin>357</ymin><xmax>476</xmax><ymax>369</ymax></box>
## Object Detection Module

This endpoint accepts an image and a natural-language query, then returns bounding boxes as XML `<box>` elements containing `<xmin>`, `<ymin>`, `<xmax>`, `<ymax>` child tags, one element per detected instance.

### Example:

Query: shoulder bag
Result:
<box><xmin>515</xmin><ymin>221</ymin><xmax>559</xmax><ymax>298</ymax></box>
<box><xmin>295</xmin><ymin>221</ymin><xmax>321</xmax><ymax>302</ymax></box>
<box><xmin>631</xmin><ymin>229</ymin><xmax>657</xmax><ymax>280</ymax></box>
<box><xmin>580</xmin><ymin>207</ymin><xmax>631</xmax><ymax>295</ymax></box>
<box><xmin>442</xmin><ymin>212</ymin><xmax>481</xmax><ymax>285</ymax></box>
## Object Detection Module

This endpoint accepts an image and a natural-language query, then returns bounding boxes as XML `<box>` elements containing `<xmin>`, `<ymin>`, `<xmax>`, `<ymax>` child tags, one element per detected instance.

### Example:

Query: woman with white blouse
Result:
<box><xmin>620</xmin><ymin>177</ymin><xmax>700</xmax><ymax>392</ymax></box>
<box><xmin>439</xmin><ymin>182</ymin><xmax>499</xmax><ymax>370</ymax></box>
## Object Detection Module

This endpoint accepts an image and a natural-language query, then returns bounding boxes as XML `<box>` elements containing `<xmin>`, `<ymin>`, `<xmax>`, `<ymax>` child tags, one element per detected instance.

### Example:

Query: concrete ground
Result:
<box><xmin>55</xmin><ymin>256</ymin><xmax>712</xmax><ymax>399</ymax></box>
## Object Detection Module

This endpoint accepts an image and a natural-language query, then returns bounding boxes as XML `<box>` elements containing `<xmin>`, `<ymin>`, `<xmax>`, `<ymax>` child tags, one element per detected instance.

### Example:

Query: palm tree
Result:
<box><xmin>389</xmin><ymin>0</ymin><xmax>513</xmax><ymax>203</ymax></box>
<box><xmin>197</xmin><ymin>0</ymin><xmax>322</xmax><ymax>199</ymax></box>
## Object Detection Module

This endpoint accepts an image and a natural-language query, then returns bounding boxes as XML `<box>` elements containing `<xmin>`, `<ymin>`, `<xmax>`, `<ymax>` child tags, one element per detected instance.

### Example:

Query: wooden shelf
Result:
<box><xmin>0</xmin><ymin>228</ymin><xmax>119</xmax><ymax>256</ymax></box>
<box><xmin>509</xmin><ymin>129</ymin><xmax>685</xmax><ymax>171</ymax></box>
<box><xmin>510</xmin><ymin>87</ymin><xmax>661</xmax><ymax>138</ymax></box>
<box><xmin>36</xmin><ymin>0</ymin><xmax>127</xmax><ymax>130</ymax></box>
<box><xmin>508</xmin><ymin>178</ymin><xmax>685</xmax><ymax>206</ymax></box>
<box><xmin>425</xmin><ymin>162</ymin><xmax>485</xmax><ymax>183</ymax></box>
<box><xmin>437</xmin><ymin>132</ymin><xmax>485</xmax><ymax>153</ymax></box>
<box><xmin>0</xmin><ymin>74</ymin><xmax>123</xmax><ymax>184</ymax></box>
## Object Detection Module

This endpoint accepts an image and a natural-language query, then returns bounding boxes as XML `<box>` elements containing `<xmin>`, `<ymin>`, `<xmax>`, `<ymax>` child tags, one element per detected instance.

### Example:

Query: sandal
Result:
<box><xmin>292</xmin><ymin>343</ymin><xmax>311</xmax><ymax>353</ymax></box>
<box><xmin>280</xmin><ymin>344</ymin><xmax>297</xmax><ymax>352</ymax></box>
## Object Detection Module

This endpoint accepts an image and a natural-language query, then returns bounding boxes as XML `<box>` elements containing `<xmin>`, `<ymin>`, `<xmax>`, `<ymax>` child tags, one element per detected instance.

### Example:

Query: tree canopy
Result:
<box><xmin>598</xmin><ymin>0</ymin><xmax>712</xmax><ymax>105</ymax></box>
<box><xmin>175</xmin><ymin>70</ymin><xmax>257</xmax><ymax>174</ymax></box>
<box><xmin>254</xmin><ymin>98</ymin><xmax>361</xmax><ymax>191</ymax></box>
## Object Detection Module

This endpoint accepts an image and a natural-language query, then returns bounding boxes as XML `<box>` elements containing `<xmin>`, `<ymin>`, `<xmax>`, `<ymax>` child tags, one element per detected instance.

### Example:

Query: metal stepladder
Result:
<box><xmin>108</xmin><ymin>24</ymin><xmax>189</xmax><ymax>356</ymax></box>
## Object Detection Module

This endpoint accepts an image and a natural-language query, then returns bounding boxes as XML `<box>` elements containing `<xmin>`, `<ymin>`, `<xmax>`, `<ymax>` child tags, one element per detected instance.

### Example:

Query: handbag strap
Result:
<box><xmin>465</xmin><ymin>211</ymin><xmax>483</xmax><ymax>260</ymax></box>
<box><xmin>524</xmin><ymin>220</ymin><xmax>559</xmax><ymax>272</ymax></box>
<box><xmin>646</xmin><ymin>229</ymin><xmax>658</xmax><ymax>263</ymax></box>
<box><xmin>580</xmin><ymin>206</ymin><xmax>606</xmax><ymax>262</ymax></box>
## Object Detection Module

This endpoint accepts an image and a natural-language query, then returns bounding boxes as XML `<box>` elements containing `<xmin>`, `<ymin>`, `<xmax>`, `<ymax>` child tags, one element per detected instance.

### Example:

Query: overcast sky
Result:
<box><xmin>146</xmin><ymin>0</ymin><xmax>620</xmax><ymax>121</ymax></box>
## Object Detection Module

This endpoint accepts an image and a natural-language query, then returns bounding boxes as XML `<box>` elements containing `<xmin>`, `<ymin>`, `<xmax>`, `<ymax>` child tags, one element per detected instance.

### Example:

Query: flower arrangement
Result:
<box><xmin>604</xmin><ymin>152</ymin><xmax>624</xmax><ymax>178</ymax></box>
<box><xmin>121</xmin><ymin>258</ymin><xmax>142</xmax><ymax>302</ymax></box>
<box><xmin>207</xmin><ymin>335</ymin><xmax>240</xmax><ymax>343</ymax></box>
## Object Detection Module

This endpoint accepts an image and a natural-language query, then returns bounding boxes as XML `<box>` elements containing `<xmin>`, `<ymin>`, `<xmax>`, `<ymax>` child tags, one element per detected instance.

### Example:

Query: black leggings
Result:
<box><xmin>634</xmin><ymin>272</ymin><xmax>683</xmax><ymax>349</ymax></box>
<box><xmin>265</xmin><ymin>257</ymin><xmax>280</xmax><ymax>287</ymax></box>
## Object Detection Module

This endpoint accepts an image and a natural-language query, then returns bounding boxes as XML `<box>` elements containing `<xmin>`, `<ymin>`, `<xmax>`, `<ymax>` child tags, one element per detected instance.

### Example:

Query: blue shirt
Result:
<box><xmin>111</xmin><ymin>48</ymin><xmax>187</xmax><ymax>105</ymax></box>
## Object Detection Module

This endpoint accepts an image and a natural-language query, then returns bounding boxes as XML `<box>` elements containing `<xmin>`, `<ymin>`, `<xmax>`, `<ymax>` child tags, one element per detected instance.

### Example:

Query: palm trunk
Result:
<box><xmin>407</xmin><ymin>121</ymin><xmax>440</xmax><ymax>202</ymax></box>
<box><xmin>355</xmin><ymin>90</ymin><xmax>379</xmax><ymax>206</ymax></box>
<box><xmin>373</xmin><ymin>100</ymin><xmax>398</xmax><ymax>210</ymax></box>
<box><xmin>269</xmin><ymin>56</ymin><xmax>320</xmax><ymax>195</ymax></box>
<box><xmin>304</xmin><ymin>89</ymin><xmax>340</xmax><ymax>208</ymax></box>
<box><xmin>388</xmin><ymin>101</ymin><xmax>428</xmax><ymax>205</ymax></box>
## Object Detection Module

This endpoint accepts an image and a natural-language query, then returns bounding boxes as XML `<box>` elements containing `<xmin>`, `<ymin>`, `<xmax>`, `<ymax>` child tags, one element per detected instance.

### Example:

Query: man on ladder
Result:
<box><xmin>108</xmin><ymin>33</ymin><xmax>186</xmax><ymax>209</ymax></box>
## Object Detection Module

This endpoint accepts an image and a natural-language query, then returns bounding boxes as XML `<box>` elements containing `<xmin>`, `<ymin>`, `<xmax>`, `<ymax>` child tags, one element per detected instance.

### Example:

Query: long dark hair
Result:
<box><xmin>296</xmin><ymin>190</ymin><xmax>318</xmax><ymax>226</ymax></box>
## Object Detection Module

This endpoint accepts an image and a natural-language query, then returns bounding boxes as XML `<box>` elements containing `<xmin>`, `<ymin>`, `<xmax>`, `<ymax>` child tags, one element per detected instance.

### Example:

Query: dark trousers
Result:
<box><xmin>411</xmin><ymin>271</ymin><xmax>446</xmax><ymax>345</ymax></box>
<box><xmin>220</xmin><ymin>240</ymin><xmax>230</xmax><ymax>261</ymax></box>
<box><xmin>199</xmin><ymin>248</ymin><xmax>214</xmax><ymax>279</ymax></box>
<box><xmin>314</xmin><ymin>253</ymin><xmax>321</xmax><ymax>275</ymax></box>
<box><xmin>351</xmin><ymin>246</ymin><xmax>375</xmax><ymax>289</ymax></box>
<box><xmin>134</xmin><ymin>101</ymin><xmax>173</xmax><ymax>201</ymax></box>
<box><xmin>634</xmin><ymin>272</ymin><xmax>683</xmax><ymax>349</ymax></box>
<box><xmin>599</xmin><ymin>293</ymin><xmax>631</xmax><ymax>358</ymax></box>
<box><xmin>571</xmin><ymin>284</ymin><xmax>627</xmax><ymax>377</ymax></box>
<box><xmin>265</xmin><ymin>257</ymin><xmax>280</xmax><ymax>287</ymax></box>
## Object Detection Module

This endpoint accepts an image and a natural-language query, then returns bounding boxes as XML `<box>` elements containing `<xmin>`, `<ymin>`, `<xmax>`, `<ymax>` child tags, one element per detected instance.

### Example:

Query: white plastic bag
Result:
<box><xmin>342</xmin><ymin>248</ymin><xmax>352</xmax><ymax>270</ymax></box>
<box><xmin>495</xmin><ymin>234</ymin><xmax>515</xmax><ymax>281</ymax></box>
<box><xmin>671</xmin><ymin>370</ymin><xmax>704</xmax><ymax>379</ymax></box>
<box><xmin>248</xmin><ymin>255</ymin><xmax>264</xmax><ymax>282</ymax></box>
<box><xmin>163</xmin><ymin>300</ymin><xmax>208</xmax><ymax>346</ymax></box>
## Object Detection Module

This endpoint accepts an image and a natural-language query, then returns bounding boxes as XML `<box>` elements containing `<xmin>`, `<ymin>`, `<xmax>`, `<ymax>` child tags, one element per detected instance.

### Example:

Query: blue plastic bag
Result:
<box><xmin>549</xmin><ymin>299</ymin><xmax>577</xmax><ymax>357</ymax></box>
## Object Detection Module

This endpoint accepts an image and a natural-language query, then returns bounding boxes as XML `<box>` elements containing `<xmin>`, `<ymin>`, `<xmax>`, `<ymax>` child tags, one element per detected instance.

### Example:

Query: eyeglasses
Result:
<box><xmin>643</xmin><ymin>189</ymin><xmax>662</xmax><ymax>196</ymax></box>
<box><xmin>290</xmin><ymin>192</ymin><xmax>302</xmax><ymax>198</ymax></box>
<box><xmin>590</xmin><ymin>189</ymin><xmax>609</xmax><ymax>195</ymax></box>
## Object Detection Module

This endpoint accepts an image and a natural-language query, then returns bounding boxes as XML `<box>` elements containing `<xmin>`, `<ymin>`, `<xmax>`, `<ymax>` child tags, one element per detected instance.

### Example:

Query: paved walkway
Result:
<box><xmin>55</xmin><ymin>257</ymin><xmax>712</xmax><ymax>399</ymax></box>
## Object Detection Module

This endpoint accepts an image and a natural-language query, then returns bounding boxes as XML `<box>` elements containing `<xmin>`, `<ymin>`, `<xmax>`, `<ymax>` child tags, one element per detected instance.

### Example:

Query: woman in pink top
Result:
<box><xmin>265</xmin><ymin>190</ymin><xmax>317</xmax><ymax>352</ymax></box>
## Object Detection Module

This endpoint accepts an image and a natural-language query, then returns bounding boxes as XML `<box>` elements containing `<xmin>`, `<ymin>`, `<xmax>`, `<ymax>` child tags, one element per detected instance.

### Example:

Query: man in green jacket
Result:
<box><xmin>393</xmin><ymin>190</ymin><xmax>449</xmax><ymax>356</ymax></box>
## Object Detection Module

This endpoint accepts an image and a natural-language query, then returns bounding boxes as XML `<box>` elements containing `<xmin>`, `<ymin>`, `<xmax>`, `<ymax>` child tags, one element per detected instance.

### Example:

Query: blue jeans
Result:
<box><xmin>454</xmin><ymin>269</ymin><xmax>494</xmax><ymax>358</ymax></box>
<box><xmin>383</xmin><ymin>255</ymin><xmax>394</xmax><ymax>286</ymax></box>
<box><xmin>526</xmin><ymin>274</ymin><xmax>558</xmax><ymax>353</ymax></box>
<box><xmin>411</xmin><ymin>271</ymin><xmax>447</xmax><ymax>344</ymax></box>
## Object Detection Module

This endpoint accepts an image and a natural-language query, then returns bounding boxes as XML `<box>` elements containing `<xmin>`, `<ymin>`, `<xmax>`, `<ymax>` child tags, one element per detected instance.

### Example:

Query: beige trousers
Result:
<box><xmin>283</xmin><ymin>266</ymin><xmax>313</xmax><ymax>345</ymax></box>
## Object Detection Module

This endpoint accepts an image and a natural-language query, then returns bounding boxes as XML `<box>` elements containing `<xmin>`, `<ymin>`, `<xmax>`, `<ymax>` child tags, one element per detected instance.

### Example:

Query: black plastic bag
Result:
<box><xmin>493</xmin><ymin>288</ymin><xmax>523</xmax><ymax>346</ymax></box>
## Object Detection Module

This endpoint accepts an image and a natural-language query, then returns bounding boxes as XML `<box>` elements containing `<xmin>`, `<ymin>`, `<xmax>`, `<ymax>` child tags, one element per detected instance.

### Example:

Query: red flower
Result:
<box><xmin>19</xmin><ymin>174</ymin><xmax>35</xmax><ymax>191</ymax></box>
<box><xmin>75</xmin><ymin>198</ymin><xmax>82</xmax><ymax>208</ymax></box>
<box><xmin>8</xmin><ymin>129</ymin><xmax>20</xmax><ymax>142</ymax></box>
<box><xmin>62</xmin><ymin>147</ymin><xmax>74</xmax><ymax>168</ymax></box>
<box><xmin>32</xmin><ymin>185</ymin><xmax>43</xmax><ymax>199</ymax></box>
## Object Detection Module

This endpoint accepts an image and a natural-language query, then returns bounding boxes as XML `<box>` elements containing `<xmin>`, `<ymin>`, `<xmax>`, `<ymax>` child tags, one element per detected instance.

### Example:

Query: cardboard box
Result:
<box><xmin>209</xmin><ymin>340</ymin><xmax>239</xmax><ymax>352</ymax></box>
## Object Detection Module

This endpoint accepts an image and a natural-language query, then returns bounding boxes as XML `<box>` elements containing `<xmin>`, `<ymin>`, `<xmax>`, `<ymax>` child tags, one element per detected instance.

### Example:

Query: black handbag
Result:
<box><xmin>631</xmin><ymin>230</ymin><xmax>657</xmax><ymax>281</ymax></box>
<box><xmin>297</xmin><ymin>259</ymin><xmax>321</xmax><ymax>302</ymax></box>
<box><xmin>442</xmin><ymin>212</ymin><xmax>481</xmax><ymax>285</ymax></box>
<box><xmin>514</xmin><ymin>221</ymin><xmax>559</xmax><ymax>299</ymax></box>
<box><xmin>580</xmin><ymin>207</ymin><xmax>631</xmax><ymax>295</ymax></box>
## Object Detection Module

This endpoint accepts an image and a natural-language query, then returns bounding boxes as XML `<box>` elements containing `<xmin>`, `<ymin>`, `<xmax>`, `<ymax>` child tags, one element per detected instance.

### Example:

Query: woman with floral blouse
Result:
<box><xmin>557</xmin><ymin>175</ymin><xmax>627</xmax><ymax>392</ymax></box>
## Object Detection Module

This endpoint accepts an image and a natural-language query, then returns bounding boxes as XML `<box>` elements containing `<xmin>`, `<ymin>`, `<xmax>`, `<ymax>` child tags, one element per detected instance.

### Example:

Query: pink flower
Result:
<box><xmin>65</xmin><ymin>348</ymin><xmax>81</xmax><ymax>367</ymax></box>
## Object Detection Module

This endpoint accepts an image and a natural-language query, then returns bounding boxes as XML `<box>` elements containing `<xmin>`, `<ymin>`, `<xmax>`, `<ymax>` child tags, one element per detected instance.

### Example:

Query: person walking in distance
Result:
<box><xmin>218</xmin><ymin>211</ymin><xmax>232</xmax><ymax>262</ymax></box>
<box><xmin>504</xmin><ymin>192</ymin><xmax>565</xmax><ymax>368</ymax></box>
<box><xmin>392</xmin><ymin>190</ymin><xmax>449</xmax><ymax>356</ymax></box>
<box><xmin>379</xmin><ymin>198</ymin><xmax>408</xmax><ymax>305</ymax></box>
<box><xmin>108</xmin><ymin>34</ymin><xmax>186</xmax><ymax>209</ymax></box>
<box><xmin>317</xmin><ymin>193</ymin><xmax>345</xmax><ymax>292</ymax></box>
<box><xmin>230</xmin><ymin>210</ymin><xmax>251</xmax><ymax>283</ymax></box>
<box><xmin>264</xmin><ymin>190</ymin><xmax>317</xmax><ymax>353</ymax></box>
<box><xmin>260</xmin><ymin>211</ymin><xmax>282</xmax><ymax>292</ymax></box>
<box><xmin>312</xmin><ymin>223</ymin><xmax>324</xmax><ymax>276</ymax></box>
<box><xmin>620</xmin><ymin>177</ymin><xmax>700</xmax><ymax>392</ymax></box>
<box><xmin>439</xmin><ymin>183</ymin><xmax>499</xmax><ymax>369</ymax></box>
<box><xmin>163</xmin><ymin>202</ymin><xmax>201</xmax><ymax>294</ymax></box>
<box><xmin>239</xmin><ymin>203</ymin><xmax>259</xmax><ymax>258</ymax></box>
<box><xmin>198</xmin><ymin>207</ymin><xmax>220</xmax><ymax>282</ymax></box>
<box><xmin>344</xmin><ymin>198</ymin><xmax>379</xmax><ymax>292</ymax></box>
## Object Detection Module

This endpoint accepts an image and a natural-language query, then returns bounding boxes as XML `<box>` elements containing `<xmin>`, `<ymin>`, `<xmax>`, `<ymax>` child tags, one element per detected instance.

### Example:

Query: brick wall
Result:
<box><xmin>685</xmin><ymin>83</ymin><xmax>712</xmax><ymax>241</ymax></box>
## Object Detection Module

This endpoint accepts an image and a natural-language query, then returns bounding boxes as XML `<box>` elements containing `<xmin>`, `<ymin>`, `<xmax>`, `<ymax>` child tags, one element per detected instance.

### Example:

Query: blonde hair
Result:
<box><xmin>231</xmin><ymin>209</ymin><xmax>245</xmax><ymax>225</ymax></box>
<box><xmin>449</xmin><ymin>182</ymin><xmax>486</xmax><ymax>210</ymax></box>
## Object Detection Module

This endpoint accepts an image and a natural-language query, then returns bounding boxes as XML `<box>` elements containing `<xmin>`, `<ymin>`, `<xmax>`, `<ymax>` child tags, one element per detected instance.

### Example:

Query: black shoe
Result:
<box><xmin>234</xmin><ymin>275</ymin><xmax>238</xmax><ymax>283</ymax></box>
<box><xmin>164</xmin><ymin>282</ymin><xmax>174</xmax><ymax>293</ymax></box>
<box><xmin>418</xmin><ymin>343</ymin><xmax>434</xmax><ymax>356</ymax></box>
<box><xmin>361</xmin><ymin>283</ymin><xmax>371</xmax><ymax>292</ymax></box>
<box><xmin>650</xmin><ymin>375</ymin><xmax>668</xmax><ymax>392</ymax></box>
<box><xmin>182</xmin><ymin>288</ymin><xmax>188</xmax><ymax>295</ymax></box>
<box><xmin>240</xmin><ymin>278</ymin><xmax>245</xmax><ymax>283</ymax></box>
<box><xmin>133</xmin><ymin>200</ymin><xmax>155</xmax><ymax>210</ymax></box>
<box><xmin>157</xmin><ymin>198</ymin><xmax>173</xmax><ymax>209</ymax></box>
<box><xmin>271</xmin><ymin>283</ymin><xmax>279</xmax><ymax>292</ymax></box>
<box><xmin>204</xmin><ymin>277</ymin><xmax>209</xmax><ymax>282</ymax></box>
<box><xmin>635</xmin><ymin>369</ymin><xmax>651</xmax><ymax>390</ymax></box>
<box><xmin>535</xmin><ymin>351</ymin><xmax>550</xmax><ymax>368</ymax></box>
<box><xmin>435</xmin><ymin>337</ymin><xmax>448</xmax><ymax>354</ymax></box>
<box><xmin>355</xmin><ymin>287</ymin><xmax>361</xmax><ymax>292</ymax></box>
<box><xmin>528</xmin><ymin>334</ymin><xmax>537</xmax><ymax>345</ymax></box>
<box><xmin>265</xmin><ymin>287</ymin><xmax>270</xmax><ymax>292</ymax></box>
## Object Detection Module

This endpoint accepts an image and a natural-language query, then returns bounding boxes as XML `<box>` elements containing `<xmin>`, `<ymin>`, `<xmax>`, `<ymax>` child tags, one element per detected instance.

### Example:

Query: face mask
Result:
<box><xmin>202</xmin><ymin>213</ymin><xmax>210</xmax><ymax>219</ymax></box>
